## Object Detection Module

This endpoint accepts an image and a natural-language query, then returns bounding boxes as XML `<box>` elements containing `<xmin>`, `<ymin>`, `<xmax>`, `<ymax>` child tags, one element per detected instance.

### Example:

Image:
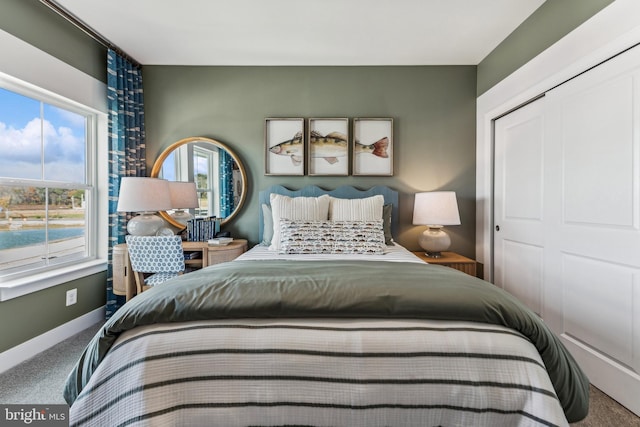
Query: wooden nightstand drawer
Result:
<box><xmin>412</xmin><ymin>251</ymin><xmax>478</xmax><ymax>277</ymax></box>
<box><xmin>207</xmin><ymin>239</ymin><xmax>248</xmax><ymax>265</ymax></box>
<box><xmin>182</xmin><ymin>238</ymin><xmax>247</xmax><ymax>268</ymax></box>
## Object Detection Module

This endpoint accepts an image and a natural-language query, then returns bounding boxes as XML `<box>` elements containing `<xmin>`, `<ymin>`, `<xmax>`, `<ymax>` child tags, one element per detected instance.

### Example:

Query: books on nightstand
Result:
<box><xmin>186</xmin><ymin>217</ymin><xmax>220</xmax><ymax>241</ymax></box>
<box><xmin>183</xmin><ymin>251</ymin><xmax>202</xmax><ymax>260</ymax></box>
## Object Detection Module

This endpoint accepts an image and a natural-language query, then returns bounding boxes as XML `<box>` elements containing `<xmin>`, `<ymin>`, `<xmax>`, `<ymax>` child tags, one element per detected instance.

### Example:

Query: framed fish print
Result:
<box><xmin>352</xmin><ymin>118</ymin><xmax>393</xmax><ymax>176</ymax></box>
<box><xmin>265</xmin><ymin>118</ymin><xmax>305</xmax><ymax>175</ymax></box>
<box><xmin>307</xmin><ymin>118</ymin><xmax>349</xmax><ymax>176</ymax></box>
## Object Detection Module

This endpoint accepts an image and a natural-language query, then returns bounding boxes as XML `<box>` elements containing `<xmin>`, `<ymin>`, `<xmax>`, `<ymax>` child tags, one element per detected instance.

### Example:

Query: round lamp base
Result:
<box><xmin>126</xmin><ymin>212</ymin><xmax>165</xmax><ymax>236</ymax></box>
<box><xmin>418</xmin><ymin>226</ymin><xmax>451</xmax><ymax>258</ymax></box>
<box><xmin>170</xmin><ymin>209</ymin><xmax>194</xmax><ymax>226</ymax></box>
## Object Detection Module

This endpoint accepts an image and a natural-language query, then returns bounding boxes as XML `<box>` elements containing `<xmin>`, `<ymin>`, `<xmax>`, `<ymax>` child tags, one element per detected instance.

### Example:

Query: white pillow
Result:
<box><xmin>269</xmin><ymin>194</ymin><xmax>330</xmax><ymax>250</ymax></box>
<box><xmin>329</xmin><ymin>195</ymin><xmax>384</xmax><ymax>221</ymax></box>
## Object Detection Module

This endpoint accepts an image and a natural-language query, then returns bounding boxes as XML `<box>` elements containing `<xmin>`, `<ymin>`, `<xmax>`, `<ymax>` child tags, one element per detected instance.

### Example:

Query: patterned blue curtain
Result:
<box><xmin>106</xmin><ymin>49</ymin><xmax>146</xmax><ymax>318</ymax></box>
<box><xmin>218</xmin><ymin>150</ymin><xmax>234</xmax><ymax>218</ymax></box>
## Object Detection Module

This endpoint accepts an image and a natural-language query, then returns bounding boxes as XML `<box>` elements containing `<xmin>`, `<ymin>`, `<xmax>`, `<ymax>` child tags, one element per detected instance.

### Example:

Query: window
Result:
<box><xmin>0</xmin><ymin>30</ymin><xmax>107</xmax><ymax>301</ymax></box>
<box><xmin>0</xmin><ymin>85</ymin><xmax>96</xmax><ymax>281</ymax></box>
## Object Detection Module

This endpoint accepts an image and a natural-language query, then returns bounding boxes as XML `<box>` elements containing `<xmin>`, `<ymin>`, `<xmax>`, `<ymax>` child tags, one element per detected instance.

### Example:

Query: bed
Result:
<box><xmin>64</xmin><ymin>185</ymin><xmax>589</xmax><ymax>427</ymax></box>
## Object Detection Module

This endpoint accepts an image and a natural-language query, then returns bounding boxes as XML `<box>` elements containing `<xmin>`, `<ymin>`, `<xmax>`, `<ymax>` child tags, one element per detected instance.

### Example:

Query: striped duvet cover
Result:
<box><xmin>65</xmin><ymin>249</ymin><xmax>588</xmax><ymax>426</ymax></box>
<box><xmin>69</xmin><ymin>319</ymin><xmax>568</xmax><ymax>427</ymax></box>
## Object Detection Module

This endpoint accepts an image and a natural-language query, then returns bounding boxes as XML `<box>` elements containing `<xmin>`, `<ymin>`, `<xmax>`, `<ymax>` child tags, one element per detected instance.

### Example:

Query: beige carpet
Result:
<box><xmin>571</xmin><ymin>385</ymin><xmax>640</xmax><ymax>426</ymax></box>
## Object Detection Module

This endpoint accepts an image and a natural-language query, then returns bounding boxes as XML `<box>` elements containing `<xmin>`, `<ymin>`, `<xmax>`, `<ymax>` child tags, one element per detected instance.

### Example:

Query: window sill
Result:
<box><xmin>0</xmin><ymin>259</ymin><xmax>107</xmax><ymax>301</ymax></box>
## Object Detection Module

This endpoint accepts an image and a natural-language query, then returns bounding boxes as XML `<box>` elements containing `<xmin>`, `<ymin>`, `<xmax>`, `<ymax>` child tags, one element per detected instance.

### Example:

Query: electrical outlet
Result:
<box><xmin>66</xmin><ymin>288</ymin><xmax>77</xmax><ymax>306</ymax></box>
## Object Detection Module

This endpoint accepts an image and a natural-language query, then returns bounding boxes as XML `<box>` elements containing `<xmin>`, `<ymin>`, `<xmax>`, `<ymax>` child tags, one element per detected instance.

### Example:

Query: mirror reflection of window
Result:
<box><xmin>160</xmin><ymin>144</ymin><xmax>192</xmax><ymax>183</ymax></box>
<box><xmin>193</xmin><ymin>145</ymin><xmax>219</xmax><ymax>218</ymax></box>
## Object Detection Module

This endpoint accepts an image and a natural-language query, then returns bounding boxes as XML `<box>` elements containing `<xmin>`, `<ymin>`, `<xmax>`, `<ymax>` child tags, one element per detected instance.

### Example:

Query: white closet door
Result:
<box><xmin>494</xmin><ymin>98</ymin><xmax>546</xmax><ymax>317</ymax></box>
<box><xmin>544</xmin><ymin>46</ymin><xmax>640</xmax><ymax>416</ymax></box>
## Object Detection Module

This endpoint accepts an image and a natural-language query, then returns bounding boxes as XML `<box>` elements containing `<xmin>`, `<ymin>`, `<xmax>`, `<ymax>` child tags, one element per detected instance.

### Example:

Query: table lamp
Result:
<box><xmin>412</xmin><ymin>191</ymin><xmax>461</xmax><ymax>258</ymax></box>
<box><xmin>117</xmin><ymin>177</ymin><xmax>172</xmax><ymax>236</ymax></box>
<box><xmin>168</xmin><ymin>181</ymin><xmax>199</xmax><ymax>225</ymax></box>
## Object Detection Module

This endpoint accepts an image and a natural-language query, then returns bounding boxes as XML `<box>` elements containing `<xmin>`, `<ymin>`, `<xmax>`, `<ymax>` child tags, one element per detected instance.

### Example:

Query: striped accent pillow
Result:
<box><xmin>329</xmin><ymin>195</ymin><xmax>384</xmax><ymax>221</ymax></box>
<box><xmin>269</xmin><ymin>194</ymin><xmax>331</xmax><ymax>251</ymax></box>
<box><xmin>279</xmin><ymin>219</ymin><xmax>385</xmax><ymax>255</ymax></box>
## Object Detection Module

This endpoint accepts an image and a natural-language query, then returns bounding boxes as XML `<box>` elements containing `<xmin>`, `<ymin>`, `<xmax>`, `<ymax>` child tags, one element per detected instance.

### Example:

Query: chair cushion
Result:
<box><xmin>144</xmin><ymin>272</ymin><xmax>181</xmax><ymax>286</ymax></box>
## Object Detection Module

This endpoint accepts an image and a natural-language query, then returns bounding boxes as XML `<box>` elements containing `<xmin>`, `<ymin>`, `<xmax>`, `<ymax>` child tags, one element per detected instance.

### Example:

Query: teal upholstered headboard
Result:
<box><xmin>258</xmin><ymin>185</ymin><xmax>399</xmax><ymax>242</ymax></box>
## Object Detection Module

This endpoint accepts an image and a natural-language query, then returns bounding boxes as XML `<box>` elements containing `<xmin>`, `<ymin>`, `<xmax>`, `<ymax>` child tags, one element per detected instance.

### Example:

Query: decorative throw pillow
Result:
<box><xmin>269</xmin><ymin>194</ymin><xmax>331</xmax><ymax>251</ymax></box>
<box><xmin>279</xmin><ymin>219</ymin><xmax>385</xmax><ymax>255</ymax></box>
<box><xmin>329</xmin><ymin>195</ymin><xmax>384</xmax><ymax>221</ymax></box>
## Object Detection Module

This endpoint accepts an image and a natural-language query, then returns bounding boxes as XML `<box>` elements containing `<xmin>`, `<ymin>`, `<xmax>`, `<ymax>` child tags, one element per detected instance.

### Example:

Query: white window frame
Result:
<box><xmin>0</xmin><ymin>29</ymin><xmax>108</xmax><ymax>301</ymax></box>
<box><xmin>194</xmin><ymin>145</ymin><xmax>219</xmax><ymax>217</ymax></box>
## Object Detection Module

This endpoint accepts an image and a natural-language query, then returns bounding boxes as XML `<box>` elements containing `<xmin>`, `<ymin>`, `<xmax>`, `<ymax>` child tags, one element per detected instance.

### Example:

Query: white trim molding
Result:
<box><xmin>0</xmin><ymin>261</ymin><xmax>106</xmax><ymax>301</ymax></box>
<box><xmin>0</xmin><ymin>306</ymin><xmax>104</xmax><ymax>375</ymax></box>
<box><xmin>476</xmin><ymin>0</ymin><xmax>640</xmax><ymax>280</ymax></box>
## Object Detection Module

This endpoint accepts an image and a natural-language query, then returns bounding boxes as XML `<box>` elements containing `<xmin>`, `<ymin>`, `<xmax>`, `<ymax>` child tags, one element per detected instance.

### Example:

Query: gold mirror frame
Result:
<box><xmin>150</xmin><ymin>136</ymin><xmax>247</xmax><ymax>229</ymax></box>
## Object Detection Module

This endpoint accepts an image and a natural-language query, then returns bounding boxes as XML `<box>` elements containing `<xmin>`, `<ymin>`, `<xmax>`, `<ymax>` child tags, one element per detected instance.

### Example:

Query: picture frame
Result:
<box><xmin>265</xmin><ymin>118</ymin><xmax>305</xmax><ymax>175</ymax></box>
<box><xmin>307</xmin><ymin>118</ymin><xmax>349</xmax><ymax>176</ymax></box>
<box><xmin>352</xmin><ymin>118</ymin><xmax>393</xmax><ymax>176</ymax></box>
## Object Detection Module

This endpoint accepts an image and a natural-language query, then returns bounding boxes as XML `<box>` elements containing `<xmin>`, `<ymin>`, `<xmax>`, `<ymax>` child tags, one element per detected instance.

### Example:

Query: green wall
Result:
<box><xmin>477</xmin><ymin>0</ymin><xmax>614</xmax><ymax>95</ymax></box>
<box><xmin>143</xmin><ymin>65</ymin><xmax>477</xmax><ymax>254</ymax></box>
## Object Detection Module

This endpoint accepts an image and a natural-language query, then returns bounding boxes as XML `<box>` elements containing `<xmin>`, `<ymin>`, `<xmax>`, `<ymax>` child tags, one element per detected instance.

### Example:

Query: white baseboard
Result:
<box><xmin>0</xmin><ymin>307</ymin><xmax>105</xmax><ymax>375</ymax></box>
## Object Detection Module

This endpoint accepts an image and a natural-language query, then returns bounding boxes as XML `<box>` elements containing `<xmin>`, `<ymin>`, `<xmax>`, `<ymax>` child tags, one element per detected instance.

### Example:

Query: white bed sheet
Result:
<box><xmin>236</xmin><ymin>242</ymin><xmax>425</xmax><ymax>263</ymax></box>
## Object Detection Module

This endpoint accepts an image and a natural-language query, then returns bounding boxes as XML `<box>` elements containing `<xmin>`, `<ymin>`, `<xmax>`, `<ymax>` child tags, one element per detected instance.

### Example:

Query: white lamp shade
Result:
<box><xmin>168</xmin><ymin>181</ymin><xmax>199</xmax><ymax>209</ymax></box>
<box><xmin>116</xmin><ymin>177</ymin><xmax>172</xmax><ymax>213</ymax></box>
<box><xmin>412</xmin><ymin>191</ymin><xmax>461</xmax><ymax>226</ymax></box>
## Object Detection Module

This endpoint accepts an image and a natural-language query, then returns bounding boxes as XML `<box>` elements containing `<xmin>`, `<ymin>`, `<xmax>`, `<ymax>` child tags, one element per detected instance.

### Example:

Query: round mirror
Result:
<box><xmin>150</xmin><ymin>136</ymin><xmax>247</xmax><ymax>229</ymax></box>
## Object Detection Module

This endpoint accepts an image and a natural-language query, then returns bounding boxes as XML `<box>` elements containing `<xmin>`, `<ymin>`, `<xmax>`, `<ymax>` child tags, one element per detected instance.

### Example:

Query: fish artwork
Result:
<box><xmin>269</xmin><ymin>130</ymin><xmax>389</xmax><ymax>165</ymax></box>
<box><xmin>268</xmin><ymin>131</ymin><xmax>305</xmax><ymax>166</ymax></box>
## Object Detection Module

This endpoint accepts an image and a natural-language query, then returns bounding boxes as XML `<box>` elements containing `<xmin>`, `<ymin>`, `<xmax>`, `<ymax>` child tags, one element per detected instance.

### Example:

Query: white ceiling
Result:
<box><xmin>53</xmin><ymin>0</ymin><xmax>545</xmax><ymax>66</ymax></box>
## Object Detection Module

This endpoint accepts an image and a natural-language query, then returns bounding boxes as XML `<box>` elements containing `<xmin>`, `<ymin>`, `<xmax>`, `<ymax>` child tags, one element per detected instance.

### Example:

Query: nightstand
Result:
<box><xmin>204</xmin><ymin>239</ymin><xmax>248</xmax><ymax>266</ymax></box>
<box><xmin>412</xmin><ymin>251</ymin><xmax>478</xmax><ymax>277</ymax></box>
<box><xmin>180</xmin><ymin>239</ymin><xmax>248</xmax><ymax>268</ymax></box>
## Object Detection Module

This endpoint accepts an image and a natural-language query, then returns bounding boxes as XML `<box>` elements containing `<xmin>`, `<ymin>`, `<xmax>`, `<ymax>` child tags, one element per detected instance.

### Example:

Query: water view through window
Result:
<box><xmin>0</xmin><ymin>87</ymin><xmax>89</xmax><ymax>275</ymax></box>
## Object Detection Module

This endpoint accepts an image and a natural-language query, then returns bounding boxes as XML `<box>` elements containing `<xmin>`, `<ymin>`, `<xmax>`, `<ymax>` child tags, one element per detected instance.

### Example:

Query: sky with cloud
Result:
<box><xmin>0</xmin><ymin>88</ymin><xmax>85</xmax><ymax>183</ymax></box>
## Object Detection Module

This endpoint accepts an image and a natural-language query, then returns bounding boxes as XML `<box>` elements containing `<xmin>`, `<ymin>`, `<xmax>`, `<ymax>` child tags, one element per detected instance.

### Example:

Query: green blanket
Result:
<box><xmin>64</xmin><ymin>260</ymin><xmax>589</xmax><ymax>421</ymax></box>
